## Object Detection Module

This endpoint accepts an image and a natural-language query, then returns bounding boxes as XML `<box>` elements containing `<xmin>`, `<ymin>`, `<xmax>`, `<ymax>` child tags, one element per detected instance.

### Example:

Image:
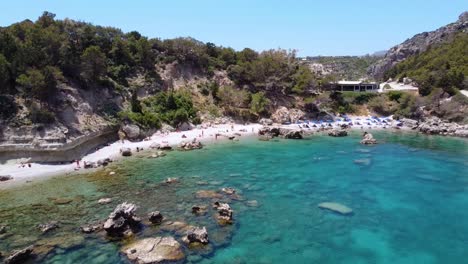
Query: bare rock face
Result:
<box><xmin>121</xmin><ymin>237</ymin><xmax>185</xmax><ymax>264</ymax></box>
<box><xmin>183</xmin><ymin>226</ymin><xmax>209</xmax><ymax>245</ymax></box>
<box><xmin>369</xmin><ymin>12</ymin><xmax>468</xmax><ymax>79</ymax></box>
<box><xmin>328</xmin><ymin>129</ymin><xmax>348</xmax><ymax>137</ymax></box>
<box><xmin>122</xmin><ymin>124</ymin><xmax>141</xmax><ymax>140</ymax></box>
<box><xmin>4</xmin><ymin>246</ymin><xmax>34</xmax><ymax>264</ymax></box>
<box><xmin>271</xmin><ymin>107</ymin><xmax>305</xmax><ymax>124</ymax></box>
<box><xmin>360</xmin><ymin>132</ymin><xmax>377</xmax><ymax>145</ymax></box>
<box><xmin>103</xmin><ymin>202</ymin><xmax>141</xmax><ymax>236</ymax></box>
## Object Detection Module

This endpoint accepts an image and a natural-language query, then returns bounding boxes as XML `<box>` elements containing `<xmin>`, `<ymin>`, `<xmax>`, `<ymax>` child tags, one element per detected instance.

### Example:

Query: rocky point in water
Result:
<box><xmin>103</xmin><ymin>202</ymin><xmax>141</xmax><ymax>236</ymax></box>
<box><xmin>121</xmin><ymin>237</ymin><xmax>185</xmax><ymax>264</ymax></box>
<box><xmin>318</xmin><ymin>202</ymin><xmax>353</xmax><ymax>215</ymax></box>
<box><xmin>360</xmin><ymin>132</ymin><xmax>377</xmax><ymax>145</ymax></box>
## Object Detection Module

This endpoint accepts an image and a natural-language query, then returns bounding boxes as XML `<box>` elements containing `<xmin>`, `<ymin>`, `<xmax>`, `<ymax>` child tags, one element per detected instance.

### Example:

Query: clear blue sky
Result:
<box><xmin>1</xmin><ymin>0</ymin><xmax>466</xmax><ymax>56</ymax></box>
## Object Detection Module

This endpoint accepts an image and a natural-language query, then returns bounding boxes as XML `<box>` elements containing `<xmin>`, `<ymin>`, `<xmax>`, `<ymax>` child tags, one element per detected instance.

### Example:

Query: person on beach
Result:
<box><xmin>202</xmin><ymin>130</ymin><xmax>204</xmax><ymax>137</ymax></box>
<box><xmin>28</xmin><ymin>163</ymin><xmax>31</xmax><ymax>168</ymax></box>
<box><xmin>182</xmin><ymin>134</ymin><xmax>187</xmax><ymax>138</ymax></box>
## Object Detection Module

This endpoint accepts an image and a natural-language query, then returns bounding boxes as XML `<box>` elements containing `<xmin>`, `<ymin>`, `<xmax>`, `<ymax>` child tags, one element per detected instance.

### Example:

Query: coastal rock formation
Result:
<box><xmin>284</xmin><ymin>130</ymin><xmax>303</xmax><ymax>139</ymax></box>
<box><xmin>318</xmin><ymin>202</ymin><xmax>353</xmax><ymax>215</ymax></box>
<box><xmin>183</xmin><ymin>226</ymin><xmax>209</xmax><ymax>245</ymax></box>
<box><xmin>98</xmin><ymin>198</ymin><xmax>112</xmax><ymax>204</ymax></box>
<box><xmin>148</xmin><ymin>211</ymin><xmax>163</xmax><ymax>224</ymax></box>
<box><xmin>360</xmin><ymin>132</ymin><xmax>377</xmax><ymax>144</ymax></box>
<box><xmin>165</xmin><ymin>177</ymin><xmax>179</xmax><ymax>184</ymax></box>
<box><xmin>271</xmin><ymin>107</ymin><xmax>305</xmax><ymax>124</ymax></box>
<box><xmin>179</xmin><ymin>140</ymin><xmax>203</xmax><ymax>151</ymax></box>
<box><xmin>259</xmin><ymin>118</ymin><xmax>273</xmax><ymax>126</ymax></box>
<box><xmin>121</xmin><ymin>237</ymin><xmax>185</xmax><ymax>264</ymax></box>
<box><xmin>213</xmin><ymin>202</ymin><xmax>233</xmax><ymax>225</ymax></box>
<box><xmin>400</xmin><ymin>117</ymin><xmax>468</xmax><ymax>137</ymax></box>
<box><xmin>192</xmin><ymin>205</ymin><xmax>208</xmax><ymax>216</ymax></box>
<box><xmin>369</xmin><ymin>12</ymin><xmax>468</xmax><ymax>79</ymax></box>
<box><xmin>103</xmin><ymin>202</ymin><xmax>141</xmax><ymax>236</ymax></box>
<box><xmin>195</xmin><ymin>190</ymin><xmax>222</xmax><ymax>199</ymax></box>
<box><xmin>258</xmin><ymin>127</ymin><xmax>303</xmax><ymax>139</ymax></box>
<box><xmin>328</xmin><ymin>129</ymin><xmax>348</xmax><ymax>137</ymax></box>
<box><xmin>221</xmin><ymin>187</ymin><xmax>236</xmax><ymax>195</ymax></box>
<box><xmin>158</xmin><ymin>143</ymin><xmax>172</xmax><ymax>150</ymax></box>
<box><xmin>122</xmin><ymin>124</ymin><xmax>141</xmax><ymax>141</ymax></box>
<box><xmin>80</xmin><ymin>223</ymin><xmax>103</xmax><ymax>233</ymax></box>
<box><xmin>4</xmin><ymin>245</ymin><xmax>34</xmax><ymax>264</ymax></box>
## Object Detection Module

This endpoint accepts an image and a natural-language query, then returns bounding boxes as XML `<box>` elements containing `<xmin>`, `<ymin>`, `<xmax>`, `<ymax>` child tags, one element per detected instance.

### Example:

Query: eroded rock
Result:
<box><xmin>183</xmin><ymin>226</ymin><xmax>209</xmax><ymax>245</ymax></box>
<box><xmin>148</xmin><ymin>211</ymin><xmax>163</xmax><ymax>225</ymax></box>
<box><xmin>103</xmin><ymin>202</ymin><xmax>141</xmax><ymax>236</ymax></box>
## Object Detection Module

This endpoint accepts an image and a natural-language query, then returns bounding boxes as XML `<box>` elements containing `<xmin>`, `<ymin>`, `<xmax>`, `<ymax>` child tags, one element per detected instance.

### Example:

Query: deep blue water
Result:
<box><xmin>0</xmin><ymin>131</ymin><xmax>467</xmax><ymax>263</ymax></box>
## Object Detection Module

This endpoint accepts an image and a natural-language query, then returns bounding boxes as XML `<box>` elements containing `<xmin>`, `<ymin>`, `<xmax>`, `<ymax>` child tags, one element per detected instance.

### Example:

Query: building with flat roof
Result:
<box><xmin>335</xmin><ymin>81</ymin><xmax>380</xmax><ymax>92</ymax></box>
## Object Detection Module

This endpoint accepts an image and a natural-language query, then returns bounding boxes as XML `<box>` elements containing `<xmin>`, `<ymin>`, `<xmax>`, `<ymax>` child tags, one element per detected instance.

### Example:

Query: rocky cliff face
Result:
<box><xmin>369</xmin><ymin>12</ymin><xmax>468</xmax><ymax>80</ymax></box>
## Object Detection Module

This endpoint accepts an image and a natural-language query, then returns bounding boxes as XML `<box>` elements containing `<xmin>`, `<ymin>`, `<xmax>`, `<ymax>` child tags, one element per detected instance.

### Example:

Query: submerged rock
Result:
<box><xmin>80</xmin><ymin>223</ymin><xmax>103</xmax><ymax>234</ymax></box>
<box><xmin>103</xmin><ymin>202</ymin><xmax>141</xmax><ymax>236</ymax></box>
<box><xmin>98</xmin><ymin>198</ymin><xmax>112</xmax><ymax>205</ymax></box>
<box><xmin>148</xmin><ymin>211</ymin><xmax>163</xmax><ymax>225</ymax></box>
<box><xmin>354</xmin><ymin>158</ymin><xmax>371</xmax><ymax>166</ymax></box>
<box><xmin>165</xmin><ymin>177</ymin><xmax>179</xmax><ymax>184</ymax></box>
<box><xmin>121</xmin><ymin>237</ymin><xmax>184</xmax><ymax>264</ymax></box>
<box><xmin>37</xmin><ymin>221</ymin><xmax>59</xmax><ymax>234</ymax></box>
<box><xmin>318</xmin><ymin>202</ymin><xmax>353</xmax><ymax>215</ymax></box>
<box><xmin>183</xmin><ymin>226</ymin><xmax>209</xmax><ymax>245</ymax></box>
<box><xmin>4</xmin><ymin>245</ymin><xmax>34</xmax><ymax>264</ymax></box>
<box><xmin>246</xmin><ymin>200</ymin><xmax>259</xmax><ymax>207</ymax></box>
<box><xmin>221</xmin><ymin>187</ymin><xmax>236</xmax><ymax>195</ymax></box>
<box><xmin>195</xmin><ymin>190</ymin><xmax>222</xmax><ymax>199</ymax></box>
<box><xmin>192</xmin><ymin>205</ymin><xmax>208</xmax><ymax>216</ymax></box>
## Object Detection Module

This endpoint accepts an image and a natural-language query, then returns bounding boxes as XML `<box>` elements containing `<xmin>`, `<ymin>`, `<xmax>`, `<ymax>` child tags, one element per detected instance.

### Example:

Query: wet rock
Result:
<box><xmin>52</xmin><ymin>198</ymin><xmax>73</xmax><ymax>205</ymax></box>
<box><xmin>150</xmin><ymin>142</ymin><xmax>160</xmax><ymax>149</ymax></box>
<box><xmin>221</xmin><ymin>187</ymin><xmax>236</xmax><ymax>195</ymax></box>
<box><xmin>183</xmin><ymin>226</ymin><xmax>209</xmax><ymax>245</ymax></box>
<box><xmin>195</xmin><ymin>190</ymin><xmax>222</xmax><ymax>199</ymax></box>
<box><xmin>148</xmin><ymin>211</ymin><xmax>163</xmax><ymax>225</ymax></box>
<box><xmin>165</xmin><ymin>177</ymin><xmax>179</xmax><ymax>184</ymax></box>
<box><xmin>83</xmin><ymin>161</ymin><xmax>97</xmax><ymax>169</ymax></box>
<box><xmin>258</xmin><ymin>134</ymin><xmax>273</xmax><ymax>141</ymax></box>
<box><xmin>121</xmin><ymin>148</ymin><xmax>133</xmax><ymax>157</ymax></box>
<box><xmin>328</xmin><ymin>129</ymin><xmax>348</xmax><ymax>137</ymax></box>
<box><xmin>192</xmin><ymin>205</ymin><xmax>208</xmax><ymax>216</ymax></box>
<box><xmin>259</xmin><ymin>118</ymin><xmax>273</xmax><ymax>126</ymax></box>
<box><xmin>0</xmin><ymin>175</ymin><xmax>13</xmax><ymax>182</ymax></box>
<box><xmin>246</xmin><ymin>200</ymin><xmax>259</xmax><ymax>207</ymax></box>
<box><xmin>96</xmin><ymin>158</ymin><xmax>111</xmax><ymax>167</ymax></box>
<box><xmin>284</xmin><ymin>130</ymin><xmax>303</xmax><ymax>139</ymax></box>
<box><xmin>158</xmin><ymin>143</ymin><xmax>172</xmax><ymax>150</ymax></box>
<box><xmin>4</xmin><ymin>245</ymin><xmax>34</xmax><ymax>264</ymax></box>
<box><xmin>0</xmin><ymin>225</ymin><xmax>7</xmax><ymax>234</ymax></box>
<box><xmin>121</xmin><ymin>237</ymin><xmax>184</xmax><ymax>264</ymax></box>
<box><xmin>318</xmin><ymin>202</ymin><xmax>353</xmax><ymax>215</ymax></box>
<box><xmin>80</xmin><ymin>223</ymin><xmax>103</xmax><ymax>234</ymax></box>
<box><xmin>37</xmin><ymin>221</ymin><xmax>59</xmax><ymax>234</ymax></box>
<box><xmin>98</xmin><ymin>198</ymin><xmax>112</xmax><ymax>205</ymax></box>
<box><xmin>213</xmin><ymin>202</ymin><xmax>233</xmax><ymax>225</ymax></box>
<box><xmin>160</xmin><ymin>221</ymin><xmax>189</xmax><ymax>233</ymax></box>
<box><xmin>360</xmin><ymin>132</ymin><xmax>377</xmax><ymax>144</ymax></box>
<box><xmin>103</xmin><ymin>202</ymin><xmax>141</xmax><ymax>236</ymax></box>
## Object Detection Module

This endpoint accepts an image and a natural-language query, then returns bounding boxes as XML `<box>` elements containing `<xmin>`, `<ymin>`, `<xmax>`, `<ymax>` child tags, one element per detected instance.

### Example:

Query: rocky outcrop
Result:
<box><xmin>4</xmin><ymin>246</ymin><xmax>34</xmax><ymax>264</ymax></box>
<box><xmin>328</xmin><ymin>129</ymin><xmax>348</xmax><ymax>137</ymax></box>
<box><xmin>148</xmin><ymin>211</ymin><xmax>163</xmax><ymax>224</ymax></box>
<box><xmin>213</xmin><ymin>202</ymin><xmax>233</xmax><ymax>225</ymax></box>
<box><xmin>103</xmin><ymin>202</ymin><xmax>141</xmax><ymax>236</ymax></box>
<box><xmin>360</xmin><ymin>132</ymin><xmax>377</xmax><ymax>145</ymax></box>
<box><xmin>98</xmin><ymin>198</ymin><xmax>112</xmax><ymax>205</ymax></box>
<box><xmin>369</xmin><ymin>12</ymin><xmax>468</xmax><ymax>79</ymax></box>
<box><xmin>121</xmin><ymin>237</ymin><xmax>184</xmax><ymax>264</ymax></box>
<box><xmin>122</xmin><ymin>124</ymin><xmax>141</xmax><ymax>141</ymax></box>
<box><xmin>121</xmin><ymin>148</ymin><xmax>132</xmax><ymax>157</ymax></box>
<box><xmin>400</xmin><ymin>117</ymin><xmax>468</xmax><ymax>137</ymax></box>
<box><xmin>183</xmin><ymin>226</ymin><xmax>209</xmax><ymax>245</ymax></box>
<box><xmin>0</xmin><ymin>175</ymin><xmax>12</xmax><ymax>181</ymax></box>
<box><xmin>37</xmin><ymin>221</ymin><xmax>59</xmax><ymax>234</ymax></box>
<box><xmin>271</xmin><ymin>107</ymin><xmax>305</xmax><ymax>124</ymax></box>
<box><xmin>259</xmin><ymin>118</ymin><xmax>273</xmax><ymax>126</ymax></box>
<box><xmin>258</xmin><ymin>127</ymin><xmax>304</xmax><ymax>139</ymax></box>
<box><xmin>178</xmin><ymin>140</ymin><xmax>203</xmax><ymax>151</ymax></box>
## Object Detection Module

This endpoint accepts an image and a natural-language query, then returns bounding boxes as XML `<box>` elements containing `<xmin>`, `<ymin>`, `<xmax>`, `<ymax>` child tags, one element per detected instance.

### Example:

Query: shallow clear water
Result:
<box><xmin>0</xmin><ymin>131</ymin><xmax>467</xmax><ymax>263</ymax></box>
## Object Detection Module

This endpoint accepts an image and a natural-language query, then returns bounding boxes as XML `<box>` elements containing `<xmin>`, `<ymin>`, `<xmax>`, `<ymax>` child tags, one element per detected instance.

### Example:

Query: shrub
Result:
<box><xmin>30</xmin><ymin>106</ymin><xmax>55</xmax><ymax>124</ymax></box>
<box><xmin>0</xmin><ymin>95</ymin><xmax>17</xmax><ymax>121</ymax></box>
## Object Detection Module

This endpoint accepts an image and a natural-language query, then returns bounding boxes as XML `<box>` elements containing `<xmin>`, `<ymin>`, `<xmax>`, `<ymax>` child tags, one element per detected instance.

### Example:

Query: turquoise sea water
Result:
<box><xmin>0</xmin><ymin>131</ymin><xmax>467</xmax><ymax>263</ymax></box>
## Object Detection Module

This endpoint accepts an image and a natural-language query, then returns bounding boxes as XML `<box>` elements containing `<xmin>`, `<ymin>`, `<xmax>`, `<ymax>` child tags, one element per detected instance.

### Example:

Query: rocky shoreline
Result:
<box><xmin>401</xmin><ymin>117</ymin><xmax>468</xmax><ymax>138</ymax></box>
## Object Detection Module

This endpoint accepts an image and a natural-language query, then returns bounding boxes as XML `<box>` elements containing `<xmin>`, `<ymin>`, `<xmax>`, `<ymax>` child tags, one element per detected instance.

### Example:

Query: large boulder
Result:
<box><xmin>283</xmin><ymin>130</ymin><xmax>303</xmax><ymax>139</ymax></box>
<box><xmin>213</xmin><ymin>202</ymin><xmax>233</xmax><ymax>225</ymax></box>
<box><xmin>160</xmin><ymin>124</ymin><xmax>175</xmax><ymax>133</ymax></box>
<box><xmin>178</xmin><ymin>122</ymin><xmax>194</xmax><ymax>131</ymax></box>
<box><xmin>183</xmin><ymin>226</ymin><xmax>209</xmax><ymax>245</ymax></box>
<box><xmin>148</xmin><ymin>211</ymin><xmax>163</xmax><ymax>225</ymax></box>
<box><xmin>103</xmin><ymin>202</ymin><xmax>141</xmax><ymax>236</ymax></box>
<box><xmin>121</xmin><ymin>148</ymin><xmax>132</xmax><ymax>157</ymax></box>
<box><xmin>121</xmin><ymin>237</ymin><xmax>185</xmax><ymax>264</ymax></box>
<box><xmin>179</xmin><ymin>140</ymin><xmax>203</xmax><ymax>151</ymax></box>
<box><xmin>122</xmin><ymin>124</ymin><xmax>141</xmax><ymax>140</ymax></box>
<box><xmin>259</xmin><ymin>118</ymin><xmax>273</xmax><ymax>126</ymax></box>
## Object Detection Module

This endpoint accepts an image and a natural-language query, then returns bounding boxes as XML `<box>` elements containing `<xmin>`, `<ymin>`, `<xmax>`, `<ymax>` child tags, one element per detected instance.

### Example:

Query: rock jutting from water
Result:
<box><xmin>213</xmin><ymin>202</ymin><xmax>234</xmax><ymax>225</ymax></box>
<box><xmin>360</xmin><ymin>132</ymin><xmax>377</xmax><ymax>144</ymax></box>
<box><xmin>121</xmin><ymin>237</ymin><xmax>185</xmax><ymax>264</ymax></box>
<box><xmin>98</xmin><ymin>198</ymin><xmax>112</xmax><ymax>204</ymax></box>
<box><xmin>37</xmin><ymin>221</ymin><xmax>59</xmax><ymax>234</ymax></box>
<box><xmin>318</xmin><ymin>202</ymin><xmax>353</xmax><ymax>215</ymax></box>
<box><xmin>328</xmin><ymin>129</ymin><xmax>348</xmax><ymax>137</ymax></box>
<box><xmin>103</xmin><ymin>202</ymin><xmax>141</xmax><ymax>236</ymax></box>
<box><xmin>183</xmin><ymin>226</ymin><xmax>209</xmax><ymax>245</ymax></box>
<box><xmin>4</xmin><ymin>245</ymin><xmax>34</xmax><ymax>264</ymax></box>
<box><xmin>179</xmin><ymin>139</ymin><xmax>203</xmax><ymax>151</ymax></box>
<box><xmin>258</xmin><ymin>127</ymin><xmax>304</xmax><ymax>140</ymax></box>
<box><xmin>148</xmin><ymin>211</ymin><xmax>163</xmax><ymax>224</ymax></box>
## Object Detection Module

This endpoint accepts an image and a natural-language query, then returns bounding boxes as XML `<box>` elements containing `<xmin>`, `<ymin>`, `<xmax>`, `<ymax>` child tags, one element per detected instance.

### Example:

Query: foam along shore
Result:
<box><xmin>0</xmin><ymin>116</ymin><xmax>400</xmax><ymax>187</ymax></box>
<box><xmin>0</xmin><ymin>123</ymin><xmax>262</xmax><ymax>187</ymax></box>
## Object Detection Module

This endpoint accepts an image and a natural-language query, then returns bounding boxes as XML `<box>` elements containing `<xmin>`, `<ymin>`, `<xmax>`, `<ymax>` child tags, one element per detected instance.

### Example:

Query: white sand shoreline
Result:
<box><xmin>0</xmin><ymin>116</ymin><xmax>403</xmax><ymax>188</ymax></box>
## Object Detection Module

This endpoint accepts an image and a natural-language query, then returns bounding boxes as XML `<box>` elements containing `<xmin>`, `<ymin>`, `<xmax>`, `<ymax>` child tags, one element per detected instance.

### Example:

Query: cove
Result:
<box><xmin>0</xmin><ymin>131</ymin><xmax>467</xmax><ymax>264</ymax></box>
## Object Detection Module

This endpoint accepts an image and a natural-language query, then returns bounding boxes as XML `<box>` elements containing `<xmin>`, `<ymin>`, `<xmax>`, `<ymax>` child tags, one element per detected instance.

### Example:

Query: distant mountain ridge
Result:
<box><xmin>369</xmin><ymin>11</ymin><xmax>468</xmax><ymax>80</ymax></box>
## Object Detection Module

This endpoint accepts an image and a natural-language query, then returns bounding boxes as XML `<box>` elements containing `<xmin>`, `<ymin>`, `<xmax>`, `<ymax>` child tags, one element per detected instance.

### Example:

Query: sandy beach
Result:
<box><xmin>0</xmin><ymin>116</ymin><xmax>402</xmax><ymax>187</ymax></box>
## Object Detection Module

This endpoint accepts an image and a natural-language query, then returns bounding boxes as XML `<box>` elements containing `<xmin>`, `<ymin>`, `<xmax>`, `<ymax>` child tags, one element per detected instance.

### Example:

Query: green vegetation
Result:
<box><xmin>384</xmin><ymin>33</ymin><xmax>468</xmax><ymax>96</ymax></box>
<box><xmin>306</xmin><ymin>55</ymin><xmax>381</xmax><ymax>80</ymax></box>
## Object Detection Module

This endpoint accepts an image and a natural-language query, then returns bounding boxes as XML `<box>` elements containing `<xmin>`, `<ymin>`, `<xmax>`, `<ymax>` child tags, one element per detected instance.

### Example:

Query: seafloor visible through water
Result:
<box><xmin>0</xmin><ymin>131</ymin><xmax>467</xmax><ymax>264</ymax></box>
